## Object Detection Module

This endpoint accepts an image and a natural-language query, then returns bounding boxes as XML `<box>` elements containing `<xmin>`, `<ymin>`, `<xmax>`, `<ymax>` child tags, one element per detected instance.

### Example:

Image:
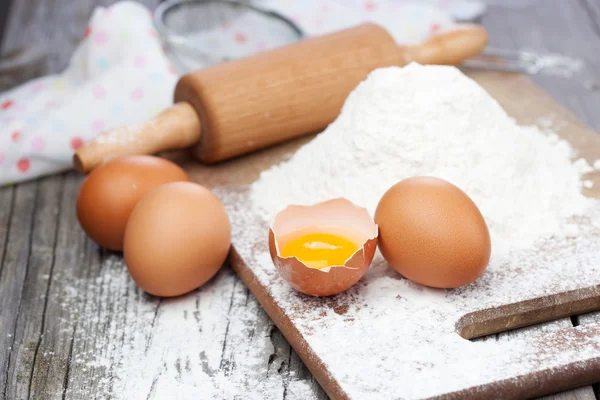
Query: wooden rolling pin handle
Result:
<box><xmin>73</xmin><ymin>102</ymin><xmax>201</xmax><ymax>173</ymax></box>
<box><xmin>400</xmin><ymin>23</ymin><xmax>489</xmax><ymax>66</ymax></box>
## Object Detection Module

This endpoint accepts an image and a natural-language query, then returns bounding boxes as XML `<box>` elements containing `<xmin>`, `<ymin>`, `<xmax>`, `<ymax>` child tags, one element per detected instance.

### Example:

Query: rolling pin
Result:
<box><xmin>74</xmin><ymin>23</ymin><xmax>488</xmax><ymax>172</ymax></box>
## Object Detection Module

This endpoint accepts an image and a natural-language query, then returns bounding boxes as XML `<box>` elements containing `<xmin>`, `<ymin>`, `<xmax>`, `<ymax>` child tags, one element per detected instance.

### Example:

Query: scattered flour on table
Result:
<box><xmin>525</xmin><ymin>51</ymin><xmax>584</xmax><ymax>78</ymax></box>
<box><xmin>57</xmin><ymin>257</ymin><xmax>317</xmax><ymax>400</ymax></box>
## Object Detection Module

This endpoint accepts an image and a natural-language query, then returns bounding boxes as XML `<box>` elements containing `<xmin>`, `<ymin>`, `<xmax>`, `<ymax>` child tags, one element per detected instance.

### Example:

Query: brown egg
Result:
<box><xmin>269</xmin><ymin>198</ymin><xmax>378</xmax><ymax>297</ymax></box>
<box><xmin>76</xmin><ymin>155</ymin><xmax>189</xmax><ymax>251</ymax></box>
<box><xmin>123</xmin><ymin>182</ymin><xmax>231</xmax><ymax>297</ymax></box>
<box><xmin>374</xmin><ymin>176</ymin><xmax>491</xmax><ymax>288</ymax></box>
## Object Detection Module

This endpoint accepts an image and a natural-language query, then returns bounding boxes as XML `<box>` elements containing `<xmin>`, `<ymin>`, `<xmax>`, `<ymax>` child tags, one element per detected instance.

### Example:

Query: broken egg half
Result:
<box><xmin>268</xmin><ymin>198</ymin><xmax>378</xmax><ymax>297</ymax></box>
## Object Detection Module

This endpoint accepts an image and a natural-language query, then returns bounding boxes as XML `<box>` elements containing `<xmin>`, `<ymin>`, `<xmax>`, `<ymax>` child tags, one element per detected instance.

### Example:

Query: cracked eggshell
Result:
<box><xmin>268</xmin><ymin>198</ymin><xmax>378</xmax><ymax>297</ymax></box>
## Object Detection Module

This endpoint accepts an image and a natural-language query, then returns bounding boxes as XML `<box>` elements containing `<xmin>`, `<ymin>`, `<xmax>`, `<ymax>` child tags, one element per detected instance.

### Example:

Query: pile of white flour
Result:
<box><xmin>250</xmin><ymin>62</ymin><xmax>598</xmax><ymax>251</ymax></box>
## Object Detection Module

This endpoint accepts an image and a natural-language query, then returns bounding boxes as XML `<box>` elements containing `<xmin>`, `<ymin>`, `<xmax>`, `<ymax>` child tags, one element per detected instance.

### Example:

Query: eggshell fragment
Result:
<box><xmin>269</xmin><ymin>198</ymin><xmax>378</xmax><ymax>297</ymax></box>
<box><xmin>375</xmin><ymin>176</ymin><xmax>491</xmax><ymax>289</ymax></box>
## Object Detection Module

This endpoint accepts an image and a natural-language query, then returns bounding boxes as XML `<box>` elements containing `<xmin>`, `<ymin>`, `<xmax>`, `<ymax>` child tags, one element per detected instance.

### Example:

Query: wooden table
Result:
<box><xmin>1</xmin><ymin>1</ymin><xmax>600</xmax><ymax>399</ymax></box>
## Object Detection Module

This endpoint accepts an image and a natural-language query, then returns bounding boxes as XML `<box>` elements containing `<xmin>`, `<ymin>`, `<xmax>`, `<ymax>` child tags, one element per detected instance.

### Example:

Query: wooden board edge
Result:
<box><xmin>228</xmin><ymin>248</ymin><xmax>350</xmax><ymax>400</ymax></box>
<box><xmin>437</xmin><ymin>353</ymin><xmax>600</xmax><ymax>400</ymax></box>
<box><xmin>457</xmin><ymin>285</ymin><xmax>600</xmax><ymax>339</ymax></box>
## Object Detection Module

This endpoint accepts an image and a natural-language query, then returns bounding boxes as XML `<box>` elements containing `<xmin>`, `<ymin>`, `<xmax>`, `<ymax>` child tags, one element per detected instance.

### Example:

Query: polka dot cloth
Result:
<box><xmin>0</xmin><ymin>0</ymin><xmax>483</xmax><ymax>185</ymax></box>
<box><xmin>0</xmin><ymin>1</ymin><xmax>177</xmax><ymax>185</ymax></box>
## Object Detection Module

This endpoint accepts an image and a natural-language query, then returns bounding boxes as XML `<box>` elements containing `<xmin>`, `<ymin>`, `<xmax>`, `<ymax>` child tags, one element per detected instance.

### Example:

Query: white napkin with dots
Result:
<box><xmin>0</xmin><ymin>0</ymin><xmax>484</xmax><ymax>185</ymax></box>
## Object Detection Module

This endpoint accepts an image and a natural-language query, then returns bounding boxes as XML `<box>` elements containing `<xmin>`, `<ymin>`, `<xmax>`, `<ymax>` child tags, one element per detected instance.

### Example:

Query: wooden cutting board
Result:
<box><xmin>184</xmin><ymin>70</ymin><xmax>600</xmax><ymax>400</ymax></box>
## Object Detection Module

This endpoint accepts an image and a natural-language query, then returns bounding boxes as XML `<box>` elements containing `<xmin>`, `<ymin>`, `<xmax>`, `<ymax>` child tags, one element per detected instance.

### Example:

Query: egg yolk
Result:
<box><xmin>280</xmin><ymin>233</ymin><xmax>359</xmax><ymax>269</ymax></box>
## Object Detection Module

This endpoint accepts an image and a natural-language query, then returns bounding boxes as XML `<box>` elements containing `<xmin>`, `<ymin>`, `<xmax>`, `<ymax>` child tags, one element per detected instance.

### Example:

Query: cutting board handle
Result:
<box><xmin>400</xmin><ymin>23</ymin><xmax>488</xmax><ymax>66</ymax></box>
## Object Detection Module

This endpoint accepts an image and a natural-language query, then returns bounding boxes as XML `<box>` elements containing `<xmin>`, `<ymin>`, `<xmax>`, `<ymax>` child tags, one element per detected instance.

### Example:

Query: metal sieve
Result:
<box><xmin>153</xmin><ymin>0</ymin><xmax>305</xmax><ymax>73</ymax></box>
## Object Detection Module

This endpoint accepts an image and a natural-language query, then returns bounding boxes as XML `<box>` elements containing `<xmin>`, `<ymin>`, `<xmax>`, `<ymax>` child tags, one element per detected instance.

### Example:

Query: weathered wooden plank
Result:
<box><xmin>0</xmin><ymin>181</ymin><xmax>38</xmax><ymax>396</ymax></box>
<box><xmin>63</xmin><ymin>227</ymin><xmax>144</xmax><ymax>398</ymax></box>
<box><xmin>0</xmin><ymin>184</ymin><xmax>15</xmax><ymax>397</ymax></box>
<box><xmin>23</xmin><ymin>173</ymin><xmax>85</xmax><ymax>399</ymax></box>
<box><xmin>0</xmin><ymin>0</ymin><xmax>11</xmax><ymax>50</ymax></box>
<box><xmin>2</xmin><ymin>176</ymin><xmax>63</xmax><ymax>400</ymax></box>
<box><xmin>0</xmin><ymin>0</ymin><xmax>160</xmax><ymax>90</ymax></box>
<box><xmin>0</xmin><ymin>0</ymin><xmax>53</xmax><ymax>91</ymax></box>
<box><xmin>485</xmin><ymin>0</ymin><xmax>600</xmax><ymax>130</ymax></box>
<box><xmin>0</xmin><ymin>185</ymin><xmax>15</xmax><ymax>279</ymax></box>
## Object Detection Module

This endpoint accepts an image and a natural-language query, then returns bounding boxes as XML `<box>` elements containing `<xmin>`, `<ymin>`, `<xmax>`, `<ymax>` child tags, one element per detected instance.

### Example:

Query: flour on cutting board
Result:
<box><xmin>226</xmin><ymin>63</ymin><xmax>600</xmax><ymax>399</ymax></box>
